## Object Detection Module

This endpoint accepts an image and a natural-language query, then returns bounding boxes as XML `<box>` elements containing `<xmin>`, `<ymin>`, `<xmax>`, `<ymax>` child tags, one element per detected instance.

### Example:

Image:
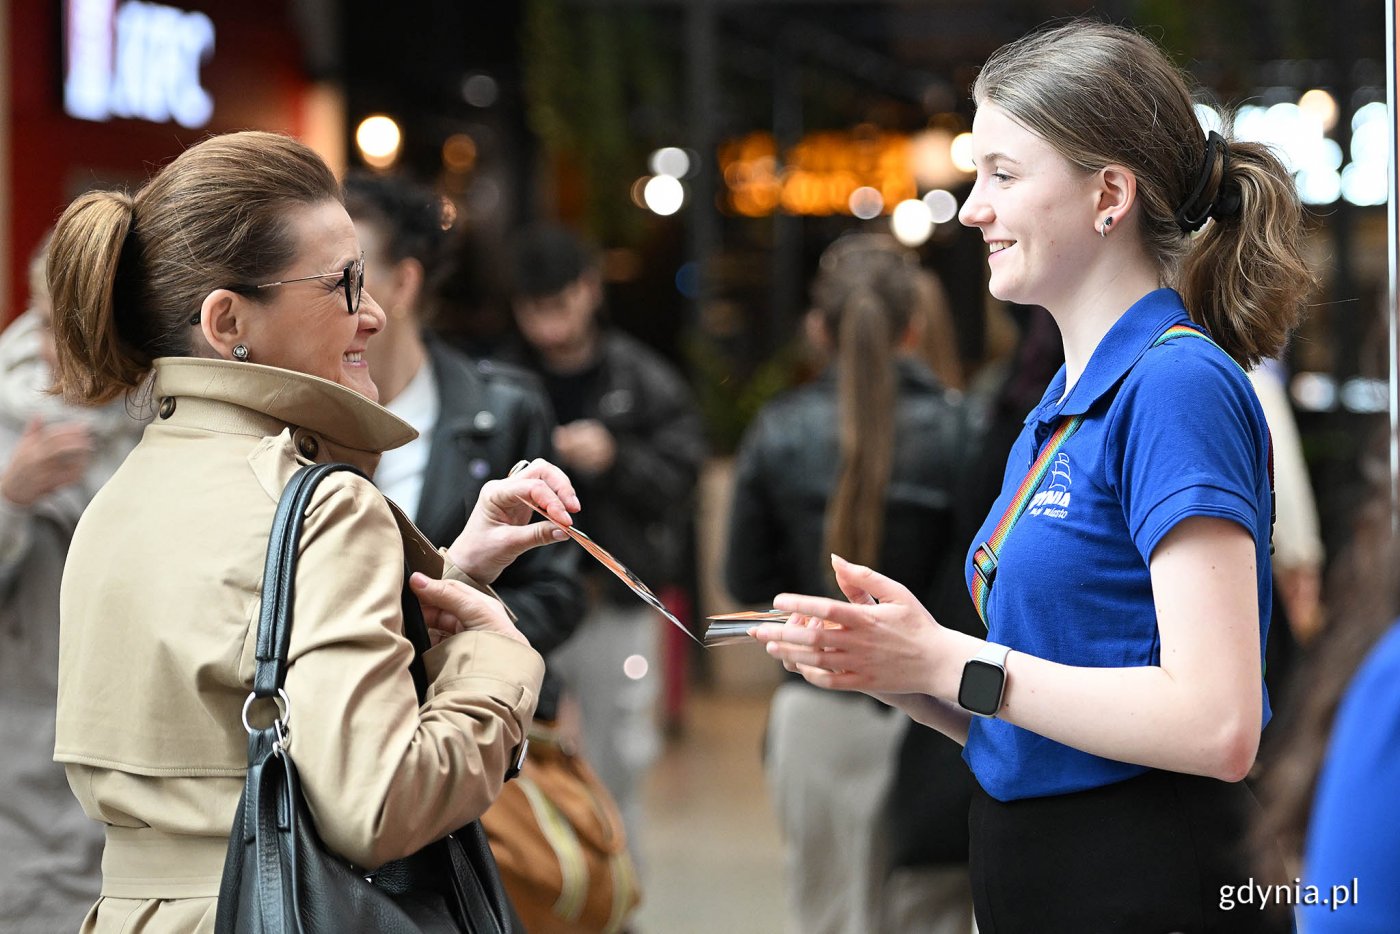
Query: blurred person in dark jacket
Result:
<box><xmin>346</xmin><ymin>176</ymin><xmax>584</xmax><ymax>730</ymax></box>
<box><xmin>725</xmin><ymin>235</ymin><xmax>973</xmax><ymax>934</ymax></box>
<box><xmin>502</xmin><ymin>224</ymin><xmax>705</xmax><ymax>853</ymax></box>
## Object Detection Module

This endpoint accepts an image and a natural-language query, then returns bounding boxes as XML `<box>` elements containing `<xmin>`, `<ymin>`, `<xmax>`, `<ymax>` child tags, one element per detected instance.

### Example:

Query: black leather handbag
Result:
<box><xmin>214</xmin><ymin>463</ymin><xmax>514</xmax><ymax>934</ymax></box>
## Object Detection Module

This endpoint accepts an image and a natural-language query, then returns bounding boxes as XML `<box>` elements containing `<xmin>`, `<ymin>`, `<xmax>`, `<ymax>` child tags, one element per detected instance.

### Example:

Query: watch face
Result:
<box><xmin>959</xmin><ymin>659</ymin><xmax>1005</xmax><ymax>716</ymax></box>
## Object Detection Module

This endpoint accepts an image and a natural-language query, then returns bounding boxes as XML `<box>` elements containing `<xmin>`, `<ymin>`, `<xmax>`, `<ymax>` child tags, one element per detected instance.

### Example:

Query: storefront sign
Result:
<box><xmin>64</xmin><ymin>0</ymin><xmax>214</xmax><ymax>128</ymax></box>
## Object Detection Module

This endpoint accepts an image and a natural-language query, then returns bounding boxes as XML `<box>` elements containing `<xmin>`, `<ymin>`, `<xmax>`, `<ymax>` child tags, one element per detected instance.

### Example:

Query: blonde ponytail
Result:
<box><xmin>1179</xmin><ymin>139</ymin><xmax>1316</xmax><ymax>367</ymax></box>
<box><xmin>812</xmin><ymin>237</ymin><xmax>920</xmax><ymax>570</ymax></box>
<box><xmin>826</xmin><ymin>289</ymin><xmax>897</xmax><ymax>568</ymax></box>
<box><xmin>48</xmin><ymin>191</ymin><xmax>141</xmax><ymax>405</ymax></box>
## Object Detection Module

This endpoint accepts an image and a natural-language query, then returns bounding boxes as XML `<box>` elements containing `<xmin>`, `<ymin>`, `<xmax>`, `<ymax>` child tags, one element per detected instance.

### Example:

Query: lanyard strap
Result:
<box><xmin>1160</xmin><ymin>325</ymin><xmax>1276</xmax><ymax>512</ymax></box>
<box><xmin>968</xmin><ymin>322</ymin><xmax>1274</xmax><ymax>630</ymax></box>
<box><xmin>970</xmin><ymin>414</ymin><xmax>1084</xmax><ymax>627</ymax></box>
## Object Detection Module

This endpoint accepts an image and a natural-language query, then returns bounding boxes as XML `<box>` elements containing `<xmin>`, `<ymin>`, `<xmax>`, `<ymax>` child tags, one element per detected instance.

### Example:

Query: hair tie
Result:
<box><xmin>1174</xmin><ymin>130</ymin><xmax>1236</xmax><ymax>234</ymax></box>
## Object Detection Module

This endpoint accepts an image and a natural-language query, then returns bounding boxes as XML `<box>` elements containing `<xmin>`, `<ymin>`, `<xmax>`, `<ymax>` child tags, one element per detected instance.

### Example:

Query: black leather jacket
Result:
<box><xmin>415</xmin><ymin>336</ymin><xmax>585</xmax><ymax>718</ymax></box>
<box><xmin>725</xmin><ymin>359</ymin><xmax>973</xmax><ymax>623</ymax></box>
<box><xmin>501</xmin><ymin>330</ymin><xmax>706</xmax><ymax>607</ymax></box>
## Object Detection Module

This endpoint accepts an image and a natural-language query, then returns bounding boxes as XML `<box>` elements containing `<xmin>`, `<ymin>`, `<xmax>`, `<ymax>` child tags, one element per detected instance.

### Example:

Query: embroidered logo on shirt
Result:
<box><xmin>1028</xmin><ymin>453</ymin><xmax>1072</xmax><ymax>519</ymax></box>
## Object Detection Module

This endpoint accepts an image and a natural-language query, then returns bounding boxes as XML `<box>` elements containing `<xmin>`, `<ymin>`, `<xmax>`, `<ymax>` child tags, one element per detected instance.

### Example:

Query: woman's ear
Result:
<box><xmin>898</xmin><ymin>307</ymin><xmax>927</xmax><ymax>354</ymax></box>
<box><xmin>399</xmin><ymin>257</ymin><xmax>425</xmax><ymax>310</ymax></box>
<box><xmin>1097</xmin><ymin>165</ymin><xmax>1137</xmax><ymax>230</ymax></box>
<box><xmin>383</xmin><ymin>257</ymin><xmax>425</xmax><ymax>321</ymax></box>
<box><xmin>197</xmin><ymin>289</ymin><xmax>247</xmax><ymax>360</ymax></box>
<box><xmin>803</xmin><ymin>308</ymin><xmax>832</xmax><ymax>356</ymax></box>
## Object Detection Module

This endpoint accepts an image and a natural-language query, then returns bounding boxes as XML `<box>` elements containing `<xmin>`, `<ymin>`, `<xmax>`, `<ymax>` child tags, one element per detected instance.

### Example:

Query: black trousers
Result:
<box><xmin>969</xmin><ymin>769</ymin><xmax>1293</xmax><ymax>934</ymax></box>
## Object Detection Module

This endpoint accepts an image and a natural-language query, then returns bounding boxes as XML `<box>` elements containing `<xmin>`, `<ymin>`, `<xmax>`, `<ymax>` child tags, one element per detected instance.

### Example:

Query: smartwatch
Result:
<box><xmin>504</xmin><ymin>736</ymin><xmax>530</xmax><ymax>782</ymax></box>
<box><xmin>958</xmin><ymin>642</ymin><xmax>1011</xmax><ymax>718</ymax></box>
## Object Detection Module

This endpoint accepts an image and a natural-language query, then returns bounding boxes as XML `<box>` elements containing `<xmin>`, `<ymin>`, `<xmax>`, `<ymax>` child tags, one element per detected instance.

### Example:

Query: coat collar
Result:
<box><xmin>151</xmin><ymin>357</ymin><xmax>417</xmax><ymax>455</ymax></box>
<box><xmin>1026</xmin><ymin>288</ymin><xmax>1192</xmax><ymax>427</ymax></box>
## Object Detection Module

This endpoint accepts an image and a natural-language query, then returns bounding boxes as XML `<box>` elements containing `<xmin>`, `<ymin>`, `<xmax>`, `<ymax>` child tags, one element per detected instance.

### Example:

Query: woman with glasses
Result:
<box><xmin>754</xmin><ymin>20</ymin><xmax>1312</xmax><ymax>932</ymax></box>
<box><xmin>46</xmin><ymin>130</ymin><xmax>577</xmax><ymax>932</ymax></box>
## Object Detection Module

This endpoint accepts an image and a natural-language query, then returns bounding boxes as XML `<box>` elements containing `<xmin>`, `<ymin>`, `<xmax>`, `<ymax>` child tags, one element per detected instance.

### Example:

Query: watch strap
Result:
<box><xmin>972</xmin><ymin>641</ymin><xmax>1012</xmax><ymax>669</ymax></box>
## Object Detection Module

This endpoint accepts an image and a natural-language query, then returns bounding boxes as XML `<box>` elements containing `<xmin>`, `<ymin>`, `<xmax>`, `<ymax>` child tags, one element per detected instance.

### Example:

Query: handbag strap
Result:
<box><xmin>968</xmin><ymin>322</ymin><xmax>1275</xmax><ymax>629</ymax></box>
<box><xmin>251</xmin><ymin>462</ymin><xmax>369</xmax><ymax>699</ymax></box>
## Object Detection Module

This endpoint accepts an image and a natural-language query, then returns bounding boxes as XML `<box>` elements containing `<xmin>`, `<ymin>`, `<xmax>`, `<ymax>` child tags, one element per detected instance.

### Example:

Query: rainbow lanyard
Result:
<box><xmin>969</xmin><ymin>323</ymin><xmax>1270</xmax><ymax>629</ymax></box>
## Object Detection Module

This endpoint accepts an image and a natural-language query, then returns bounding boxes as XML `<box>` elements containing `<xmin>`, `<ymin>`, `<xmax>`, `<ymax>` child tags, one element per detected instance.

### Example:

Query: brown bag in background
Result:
<box><xmin>482</xmin><ymin>723</ymin><xmax>642</xmax><ymax>934</ymax></box>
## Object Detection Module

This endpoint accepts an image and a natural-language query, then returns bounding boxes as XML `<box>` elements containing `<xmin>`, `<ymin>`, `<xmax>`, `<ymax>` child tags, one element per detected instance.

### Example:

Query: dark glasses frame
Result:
<box><xmin>188</xmin><ymin>253</ymin><xmax>365</xmax><ymax>326</ymax></box>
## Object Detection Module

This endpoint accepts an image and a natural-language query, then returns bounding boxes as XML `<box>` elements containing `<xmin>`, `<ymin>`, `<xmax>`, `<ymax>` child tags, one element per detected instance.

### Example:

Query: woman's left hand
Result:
<box><xmin>445</xmin><ymin>458</ymin><xmax>581</xmax><ymax>584</ymax></box>
<box><xmin>410</xmin><ymin>572</ymin><xmax>529</xmax><ymax>647</ymax></box>
<box><xmin>751</xmin><ymin>554</ymin><xmax>958</xmax><ymax>697</ymax></box>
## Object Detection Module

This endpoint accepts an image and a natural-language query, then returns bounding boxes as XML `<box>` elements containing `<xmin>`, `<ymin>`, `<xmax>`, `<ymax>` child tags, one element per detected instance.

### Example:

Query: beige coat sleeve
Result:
<box><xmin>281</xmin><ymin>474</ymin><xmax>544</xmax><ymax>870</ymax></box>
<box><xmin>1248</xmin><ymin>369</ymin><xmax>1323</xmax><ymax>571</ymax></box>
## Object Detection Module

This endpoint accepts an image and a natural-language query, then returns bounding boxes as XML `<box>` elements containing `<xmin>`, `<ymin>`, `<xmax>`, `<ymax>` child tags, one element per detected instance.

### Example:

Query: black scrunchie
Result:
<box><xmin>1174</xmin><ymin>130</ymin><xmax>1240</xmax><ymax>233</ymax></box>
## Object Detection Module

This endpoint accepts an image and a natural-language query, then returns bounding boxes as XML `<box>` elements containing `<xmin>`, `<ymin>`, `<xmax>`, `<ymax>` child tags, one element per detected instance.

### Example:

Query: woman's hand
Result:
<box><xmin>409</xmin><ymin>572</ymin><xmax>529</xmax><ymax>647</ymax></box>
<box><xmin>0</xmin><ymin>417</ymin><xmax>93</xmax><ymax>507</ymax></box>
<box><xmin>751</xmin><ymin>554</ymin><xmax>963</xmax><ymax>698</ymax></box>
<box><xmin>445</xmin><ymin>458</ymin><xmax>581</xmax><ymax>584</ymax></box>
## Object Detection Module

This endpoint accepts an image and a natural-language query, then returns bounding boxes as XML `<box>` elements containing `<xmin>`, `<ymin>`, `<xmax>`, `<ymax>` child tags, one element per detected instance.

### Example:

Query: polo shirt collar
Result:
<box><xmin>1024</xmin><ymin>288</ymin><xmax>1190</xmax><ymax>426</ymax></box>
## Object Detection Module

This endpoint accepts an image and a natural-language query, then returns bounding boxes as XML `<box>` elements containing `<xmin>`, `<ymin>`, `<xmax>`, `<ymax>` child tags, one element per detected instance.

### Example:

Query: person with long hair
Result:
<box><xmin>754</xmin><ymin>20</ymin><xmax>1314</xmax><ymax>932</ymax></box>
<box><xmin>726</xmin><ymin>235</ymin><xmax>973</xmax><ymax>934</ymax></box>
<box><xmin>46</xmin><ymin>131</ymin><xmax>577</xmax><ymax>932</ymax></box>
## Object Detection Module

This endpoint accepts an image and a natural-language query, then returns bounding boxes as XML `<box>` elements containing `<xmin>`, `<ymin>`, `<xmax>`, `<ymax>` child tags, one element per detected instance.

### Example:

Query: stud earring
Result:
<box><xmin>232</xmin><ymin>344</ymin><xmax>250</xmax><ymax>362</ymax></box>
<box><xmin>1100</xmin><ymin>215</ymin><xmax>1114</xmax><ymax>238</ymax></box>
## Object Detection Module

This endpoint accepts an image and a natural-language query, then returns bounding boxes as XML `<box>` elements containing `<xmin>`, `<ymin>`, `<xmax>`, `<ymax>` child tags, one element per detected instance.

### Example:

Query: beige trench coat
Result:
<box><xmin>54</xmin><ymin>358</ymin><xmax>544</xmax><ymax>933</ymax></box>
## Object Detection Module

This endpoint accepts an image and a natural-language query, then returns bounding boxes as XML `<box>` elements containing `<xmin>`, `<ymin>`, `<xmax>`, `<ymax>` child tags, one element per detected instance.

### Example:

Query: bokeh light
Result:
<box><xmin>644</xmin><ymin>175</ymin><xmax>685</xmax><ymax>215</ymax></box>
<box><xmin>356</xmin><ymin>115</ymin><xmax>402</xmax><ymax>169</ymax></box>
<box><xmin>650</xmin><ymin>147</ymin><xmax>691</xmax><ymax>179</ymax></box>
<box><xmin>890</xmin><ymin>199</ymin><xmax>933</xmax><ymax>246</ymax></box>
<box><xmin>922</xmin><ymin>189</ymin><xmax>959</xmax><ymax>224</ymax></box>
<box><xmin>848</xmin><ymin>186</ymin><xmax>884</xmax><ymax>220</ymax></box>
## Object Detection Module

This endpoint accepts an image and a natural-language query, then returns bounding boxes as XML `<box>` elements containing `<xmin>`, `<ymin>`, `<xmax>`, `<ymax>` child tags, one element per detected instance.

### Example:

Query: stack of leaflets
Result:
<box><xmin>701</xmin><ymin>609</ymin><xmax>791</xmax><ymax>646</ymax></box>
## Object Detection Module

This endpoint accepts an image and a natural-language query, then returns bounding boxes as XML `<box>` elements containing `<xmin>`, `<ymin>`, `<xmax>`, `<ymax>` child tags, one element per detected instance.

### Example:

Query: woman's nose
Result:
<box><xmin>359</xmin><ymin>291</ymin><xmax>388</xmax><ymax>333</ymax></box>
<box><xmin>959</xmin><ymin>188</ymin><xmax>990</xmax><ymax>228</ymax></box>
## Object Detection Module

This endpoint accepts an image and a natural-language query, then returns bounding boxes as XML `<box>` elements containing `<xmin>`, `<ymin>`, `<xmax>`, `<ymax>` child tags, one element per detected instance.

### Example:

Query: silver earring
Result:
<box><xmin>232</xmin><ymin>344</ymin><xmax>250</xmax><ymax>362</ymax></box>
<box><xmin>1100</xmin><ymin>216</ymin><xmax>1114</xmax><ymax>238</ymax></box>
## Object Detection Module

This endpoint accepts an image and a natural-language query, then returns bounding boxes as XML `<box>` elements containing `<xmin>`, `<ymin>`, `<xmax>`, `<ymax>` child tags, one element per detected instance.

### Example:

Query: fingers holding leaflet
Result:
<box><xmin>749</xmin><ymin>619</ymin><xmax>865</xmax><ymax>690</ymax></box>
<box><xmin>508</xmin><ymin>457</ymin><xmax>581</xmax><ymax>517</ymax></box>
<box><xmin>759</xmin><ymin>566</ymin><xmax>952</xmax><ymax>697</ymax></box>
<box><xmin>409</xmin><ymin>572</ymin><xmax>528</xmax><ymax>646</ymax></box>
<box><xmin>450</xmin><ymin>458</ymin><xmax>580</xmax><ymax>582</ymax></box>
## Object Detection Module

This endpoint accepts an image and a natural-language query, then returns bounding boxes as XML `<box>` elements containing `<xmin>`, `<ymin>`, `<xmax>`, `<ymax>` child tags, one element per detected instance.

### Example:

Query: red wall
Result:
<box><xmin>6</xmin><ymin>0</ymin><xmax>318</xmax><ymax>320</ymax></box>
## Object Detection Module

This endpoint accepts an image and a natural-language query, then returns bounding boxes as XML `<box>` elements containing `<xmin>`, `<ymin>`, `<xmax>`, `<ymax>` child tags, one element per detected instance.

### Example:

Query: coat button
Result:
<box><xmin>297</xmin><ymin>434</ymin><xmax>320</xmax><ymax>459</ymax></box>
<box><xmin>472</xmin><ymin>410</ymin><xmax>497</xmax><ymax>433</ymax></box>
<box><xmin>158</xmin><ymin>397</ymin><xmax>176</xmax><ymax>419</ymax></box>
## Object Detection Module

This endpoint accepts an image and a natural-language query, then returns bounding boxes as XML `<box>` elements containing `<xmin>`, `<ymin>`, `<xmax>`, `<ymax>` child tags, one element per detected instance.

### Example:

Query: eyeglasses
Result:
<box><xmin>188</xmin><ymin>253</ymin><xmax>365</xmax><ymax>325</ymax></box>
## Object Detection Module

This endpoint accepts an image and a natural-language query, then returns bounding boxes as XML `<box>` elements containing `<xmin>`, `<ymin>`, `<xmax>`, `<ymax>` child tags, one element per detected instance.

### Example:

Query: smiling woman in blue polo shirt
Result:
<box><xmin>754</xmin><ymin>20</ymin><xmax>1315</xmax><ymax>934</ymax></box>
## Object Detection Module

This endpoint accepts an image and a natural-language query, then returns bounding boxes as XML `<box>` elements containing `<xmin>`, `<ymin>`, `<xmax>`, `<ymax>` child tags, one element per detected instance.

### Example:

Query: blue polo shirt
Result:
<box><xmin>963</xmin><ymin>288</ymin><xmax>1273</xmax><ymax>802</ymax></box>
<box><xmin>1302</xmin><ymin>620</ymin><xmax>1400</xmax><ymax>930</ymax></box>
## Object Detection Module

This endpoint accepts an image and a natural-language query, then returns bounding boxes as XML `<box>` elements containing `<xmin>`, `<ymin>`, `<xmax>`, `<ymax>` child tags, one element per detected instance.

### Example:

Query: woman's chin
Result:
<box><xmin>341</xmin><ymin>370</ymin><xmax>379</xmax><ymax>403</ymax></box>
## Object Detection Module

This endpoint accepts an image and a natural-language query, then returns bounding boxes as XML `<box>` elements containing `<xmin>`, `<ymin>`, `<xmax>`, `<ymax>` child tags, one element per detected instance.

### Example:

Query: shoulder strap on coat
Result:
<box><xmin>251</xmin><ymin>463</ymin><xmax>368</xmax><ymax>698</ymax></box>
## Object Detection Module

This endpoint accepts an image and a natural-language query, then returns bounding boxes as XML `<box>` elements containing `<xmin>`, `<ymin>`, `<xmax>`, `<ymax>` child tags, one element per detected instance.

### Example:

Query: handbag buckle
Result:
<box><xmin>241</xmin><ymin>689</ymin><xmax>292</xmax><ymax>750</ymax></box>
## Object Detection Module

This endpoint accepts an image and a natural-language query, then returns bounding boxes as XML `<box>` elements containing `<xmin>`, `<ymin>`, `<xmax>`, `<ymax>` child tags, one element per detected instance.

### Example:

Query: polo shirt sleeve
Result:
<box><xmin>1301</xmin><ymin>622</ymin><xmax>1400</xmax><ymax>929</ymax></box>
<box><xmin>1105</xmin><ymin>343</ymin><xmax>1266</xmax><ymax>562</ymax></box>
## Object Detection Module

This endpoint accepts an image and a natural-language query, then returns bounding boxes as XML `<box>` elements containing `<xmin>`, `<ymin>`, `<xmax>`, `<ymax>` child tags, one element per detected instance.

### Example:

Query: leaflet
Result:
<box><xmin>518</xmin><ymin>497</ymin><xmax>750</xmax><ymax>647</ymax></box>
